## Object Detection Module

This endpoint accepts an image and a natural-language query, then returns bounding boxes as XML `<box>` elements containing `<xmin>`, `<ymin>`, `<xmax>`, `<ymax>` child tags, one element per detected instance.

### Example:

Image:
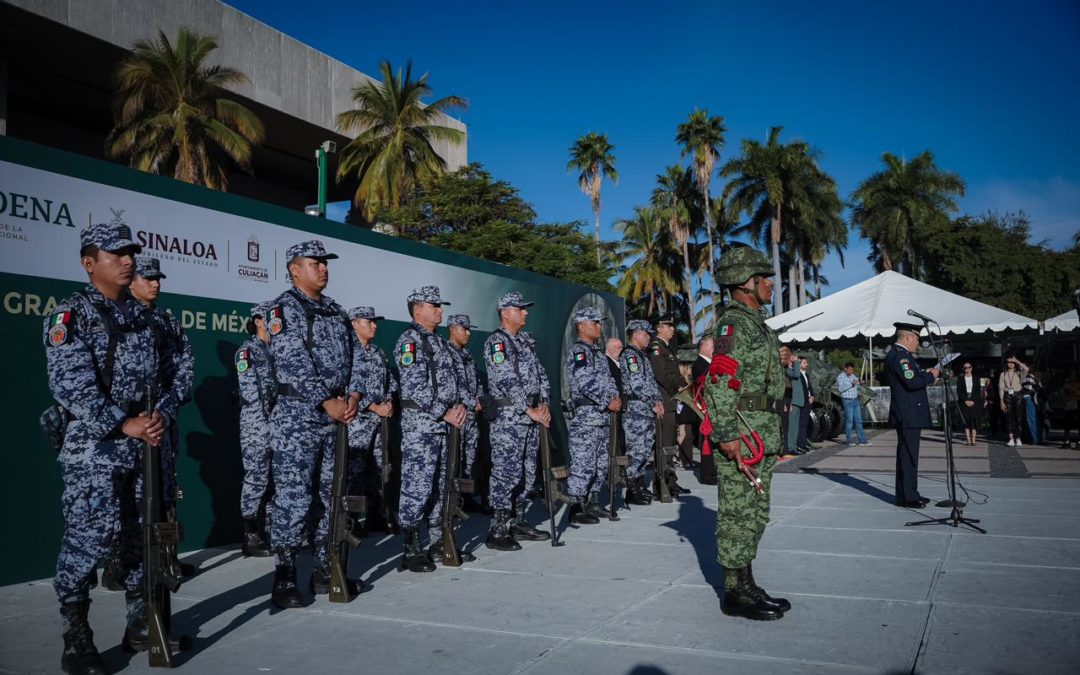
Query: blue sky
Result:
<box><xmin>226</xmin><ymin>0</ymin><xmax>1080</xmax><ymax>296</ymax></box>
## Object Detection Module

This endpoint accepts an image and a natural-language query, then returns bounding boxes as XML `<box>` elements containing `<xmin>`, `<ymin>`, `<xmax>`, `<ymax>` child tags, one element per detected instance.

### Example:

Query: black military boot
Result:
<box><xmin>59</xmin><ymin>598</ymin><xmax>105</xmax><ymax>675</ymax></box>
<box><xmin>668</xmin><ymin>470</ymin><xmax>691</xmax><ymax>496</ymax></box>
<box><xmin>485</xmin><ymin>509</ymin><xmax>523</xmax><ymax>551</ymax></box>
<box><xmin>568</xmin><ymin>498</ymin><xmax>599</xmax><ymax>525</ymax></box>
<box><xmin>585</xmin><ymin>492</ymin><xmax>608</xmax><ymax>518</ymax></box>
<box><xmin>747</xmin><ymin>563</ymin><xmax>791</xmax><ymax>612</ymax></box>
<box><xmin>310</xmin><ymin>559</ymin><xmax>371</xmax><ymax>596</ymax></box>
<box><xmin>121</xmin><ymin>589</ymin><xmax>148</xmax><ymax>652</ymax></box>
<box><xmin>401</xmin><ymin>528</ymin><xmax>437</xmax><ymax>572</ymax></box>
<box><xmin>720</xmin><ymin>567</ymin><xmax>784</xmax><ymax>621</ymax></box>
<box><xmin>271</xmin><ymin>558</ymin><xmax>306</xmax><ymax>609</ymax></box>
<box><xmin>100</xmin><ymin>553</ymin><xmax>128</xmax><ymax>591</ymax></box>
<box><xmin>625</xmin><ymin>477</ymin><xmax>652</xmax><ymax>505</ymax></box>
<box><xmin>510</xmin><ymin>507</ymin><xmax>551</xmax><ymax>542</ymax></box>
<box><xmin>639</xmin><ymin>475</ymin><xmax>655</xmax><ymax>499</ymax></box>
<box><xmin>427</xmin><ymin>539</ymin><xmax>477</xmax><ymax>564</ymax></box>
<box><xmin>242</xmin><ymin>519</ymin><xmax>271</xmax><ymax>558</ymax></box>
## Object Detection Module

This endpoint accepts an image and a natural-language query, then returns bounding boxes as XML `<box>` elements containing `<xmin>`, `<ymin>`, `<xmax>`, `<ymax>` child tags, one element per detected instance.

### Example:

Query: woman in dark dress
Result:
<box><xmin>956</xmin><ymin>362</ymin><xmax>984</xmax><ymax>445</ymax></box>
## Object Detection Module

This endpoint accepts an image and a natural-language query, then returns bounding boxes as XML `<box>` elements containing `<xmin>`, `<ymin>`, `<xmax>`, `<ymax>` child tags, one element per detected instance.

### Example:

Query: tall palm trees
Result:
<box><xmin>651</xmin><ymin>165</ymin><xmax>699</xmax><ymax>340</ymax></box>
<box><xmin>614</xmin><ymin>206</ymin><xmax>681</xmax><ymax>318</ymax></box>
<box><xmin>851</xmin><ymin>151</ymin><xmax>965</xmax><ymax>276</ymax></box>
<box><xmin>722</xmin><ymin>126</ymin><xmax>824</xmax><ymax>313</ymax></box>
<box><xmin>106</xmin><ymin>28</ymin><xmax>264</xmax><ymax>190</ymax></box>
<box><xmin>676</xmin><ymin>110</ymin><xmax>726</xmax><ymax>310</ymax></box>
<box><xmin>568</xmin><ymin>132</ymin><xmax>618</xmax><ymax>264</ymax></box>
<box><xmin>336</xmin><ymin>61</ymin><xmax>467</xmax><ymax>228</ymax></box>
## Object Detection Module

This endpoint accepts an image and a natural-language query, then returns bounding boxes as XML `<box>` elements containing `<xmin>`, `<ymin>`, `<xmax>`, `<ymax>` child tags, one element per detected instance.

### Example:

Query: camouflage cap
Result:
<box><xmin>250</xmin><ymin>301</ymin><xmax>272</xmax><ymax>320</ymax></box>
<box><xmin>447</xmin><ymin>314</ymin><xmax>479</xmax><ymax>329</ymax></box>
<box><xmin>286</xmin><ymin>239</ymin><xmax>338</xmax><ymax>261</ymax></box>
<box><xmin>134</xmin><ymin>255</ymin><xmax>166</xmax><ymax>280</ymax></box>
<box><xmin>349</xmin><ymin>306</ymin><xmax>385</xmax><ymax>321</ymax></box>
<box><xmin>497</xmin><ymin>291</ymin><xmax>535</xmax><ymax>309</ymax></box>
<box><xmin>573</xmin><ymin>306</ymin><xmax>604</xmax><ymax>324</ymax></box>
<box><xmin>407</xmin><ymin>285</ymin><xmax>451</xmax><ymax>305</ymax></box>
<box><xmin>715</xmin><ymin>247</ymin><xmax>773</xmax><ymax>286</ymax></box>
<box><xmin>626</xmin><ymin>319</ymin><xmax>654</xmax><ymax>336</ymax></box>
<box><xmin>80</xmin><ymin>222</ymin><xmax>141</xmax><ymax>254</ymax></box>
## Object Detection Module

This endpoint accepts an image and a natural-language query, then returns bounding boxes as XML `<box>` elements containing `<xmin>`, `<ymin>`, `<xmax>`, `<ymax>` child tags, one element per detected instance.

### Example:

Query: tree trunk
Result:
<box><xmin>813</xmin><ymin>264</ymin><xmax>821</xmax><ymax>299</ymax></box>
<box><xmin>703</xmin><ymin>185</ymin><xmax>716</xmax><ymax>312</ymax></box>
<box><xmin>682</xmin><ymin>239</ymin><xmax>695</xmax><ymax>343</ymax></box>
<box><xmin>787</xmin><ymin>257</ymin><xmax>797</xmax><ymax>313</ymax></box>
<box><xmin>593</xmin><ymin>205</ymin><xmax>602</xmax><ymax>266</ymax></box>
<box><xmin>798</xmin><ymin>253</ymin><xmax>808</xmax><ymax>307</ymax></box>
<box><xmin>770</xmin><ymin>207</ymin><xmax>783</xmax><ymax>314</ymax></box>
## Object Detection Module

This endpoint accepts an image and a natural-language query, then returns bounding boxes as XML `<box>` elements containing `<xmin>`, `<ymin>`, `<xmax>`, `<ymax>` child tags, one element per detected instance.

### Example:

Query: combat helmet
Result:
<box><xmin>715</xmin><ymin>247</ymin><xmax>773</xmax><ymax>286</ymax></box>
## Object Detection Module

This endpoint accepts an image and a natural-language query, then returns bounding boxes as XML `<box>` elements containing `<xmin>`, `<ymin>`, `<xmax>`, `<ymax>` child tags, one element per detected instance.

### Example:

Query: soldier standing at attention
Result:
<box><xmin>266</xmin><ymin>240</ymin><xmax>365</xmax><ymax>607</ymax></box>
<box><xmin>395</xmin><ymin>286</ymin><xmax>470</xmax><ymax>570</ymax></box>
<box><xmin>128</xmin><ymin>256</ymin><xmax>196</xmax><ymax>578</ymax></box>
<box><xmin>703</xmin><ymin>248</ymin><xmax>791</xmax><ymax>621</ymax></box>
<box><xmin>347</xmin><ymin>306</ymin><xmax>397</xmax><ymax>533</ymax></box>
<box><xmin>45</xmin><ymin>222</ymin><xmax>165</xmax><ymax>675</ymax></box>
<box><xmin>236</xmin><ymin>302</ymin><xmax>275</xmax><ymax>557</ymax></box>
<box><xmin>649</xmin><ymin>315</ymin><xmax>686</xmax><ymax>452</ymax></box>
<box><xmin>620</xmin><ymin>320</ymin><xmax>665</xmax><ymax>505</ymax></box>
<box><xmin>566</xmin><ymin>307</ymin><xmax>620</xmax><ymax>524</ymax></box>
<box><xmin>446</xmin><ymin>314</ymin><xmax>482</xmax><ymax>481</ymax></box>
<box><xmin>483</xmin><ymin>292</ymin><xmax>552</xmax><ymax>550</ymax></box>
<box><xmin>885</xmin><ymin>322</ymin><xmax>940</xmax><ymax>508</ymax></box>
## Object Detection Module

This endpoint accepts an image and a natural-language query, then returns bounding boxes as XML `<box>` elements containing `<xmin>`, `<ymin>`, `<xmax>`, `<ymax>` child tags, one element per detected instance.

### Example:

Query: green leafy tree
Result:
<box><xmin>676</xmin><ymin>109</ymin><xmax>726</xmax><ymax>310</ymax></box>
<box><xmin>336</xmin><ymin>61</ymin><xmax>467</xmax><ymax>229</ymax></box>
<box><xmin>568</xmin><ymin>132</ymin><xmax>618</xmax><ymax>263</ymax></box>
<box><xmin>722</xmin><ymin>126</ymin><xmax>820</xmax><ymax>313</ymax></box>
<box><xmin>379</xmin><ymin>163</ymin><xmax>613</xmax><ymax>290</ymax></box>
<box><xmin>919</xmin><ymin>212</ymin><xmax>1080</xmax><ymax>318</ymax></box>
<box><xmin>851</xmin><ymin>151</ymin><xmax>965</xmax><ymax>276</ymax></box>
<box><xmin>105</xmin><ymin>28</ymin><xmax>265</xmax><ymax>190</ymax></box>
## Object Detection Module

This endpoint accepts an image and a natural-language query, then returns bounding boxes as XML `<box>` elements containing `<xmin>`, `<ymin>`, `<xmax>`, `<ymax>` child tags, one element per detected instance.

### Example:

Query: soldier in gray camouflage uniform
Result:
<box><xmin>266</xmin><ymin>240</ymin><xmax>366</xmax><ymax>608</ymax></box>
<box><xmin>44</xmin><ymin>222</ymin><xmax>165</xmax><ymax>675</ymax></box>
<box><xmin>236</xmin><ymin>302</ymin><xmax>275</xmax><ymax>557</ymax></box>
<box><xmin>482</xmin><ymin>292</ymin><xmax>552</xmax><ymax>550</ymax></box>
<box><xmin>620</xmin><ymin>319</ymin><xmax>665</xmax><ymax>505</ymax></box>
<box><xmin>395</xmin><ymin>286</ymin><xmax>472</xmax><ymax>571</ymax></box>
<box><xmin>347</xmin><ymin>305</ymin><xmax>397</xmax><ymax>533</ymax></box>
<box><xmin>565</xmin><ymin>306</ymin><xmax>621</xmax><ymax>524</ymax></box>
<box><xmin>446</xmin><ymin>314</ymin><xmax>482</xmax><ymax>480</ymax></box>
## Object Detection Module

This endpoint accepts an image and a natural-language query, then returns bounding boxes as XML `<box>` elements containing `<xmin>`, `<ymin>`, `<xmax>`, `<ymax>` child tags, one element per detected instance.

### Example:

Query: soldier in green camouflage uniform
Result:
<box><xmin>703</xmin><ymin>248</ymin><xmax>791</xmax><ymax>621</ymax></box>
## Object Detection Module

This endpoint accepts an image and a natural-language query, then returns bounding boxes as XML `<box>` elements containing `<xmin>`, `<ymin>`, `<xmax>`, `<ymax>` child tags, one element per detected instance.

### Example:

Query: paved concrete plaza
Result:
<box><xmin>3</xmin><ymin>434</ymin><xmax>1080</xmax><ymax>674</ymax></box>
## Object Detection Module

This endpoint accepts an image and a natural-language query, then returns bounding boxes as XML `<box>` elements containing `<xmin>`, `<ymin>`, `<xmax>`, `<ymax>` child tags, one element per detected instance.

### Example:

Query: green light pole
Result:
<box><xmin>314</xmin><ymin>140</ymin><xmax>336</xmax><ymax>217</ymax></box>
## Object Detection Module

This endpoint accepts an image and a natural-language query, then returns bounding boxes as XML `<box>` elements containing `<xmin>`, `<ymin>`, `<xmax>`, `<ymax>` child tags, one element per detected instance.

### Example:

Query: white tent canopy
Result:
<box><xmin>765</xmin><ymin>271</ymin><xmax>1038</xmax><ymax>342</ymax></box>
<box><xmin>1043</xmin><ymin>309</ymin><xmax>1080</xmax><ymax>332</ymax></box>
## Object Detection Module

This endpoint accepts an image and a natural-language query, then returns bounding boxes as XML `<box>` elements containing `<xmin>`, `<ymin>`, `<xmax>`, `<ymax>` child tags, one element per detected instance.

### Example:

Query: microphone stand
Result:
<box><xmin>906</xmin><ymin>317</ymin><xmax>985</xmax><ymax>533</ymax></box>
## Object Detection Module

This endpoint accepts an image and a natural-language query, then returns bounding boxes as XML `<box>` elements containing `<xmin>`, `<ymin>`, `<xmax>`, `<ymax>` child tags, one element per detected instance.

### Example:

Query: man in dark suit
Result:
<box><xmin>605</xmin><ymin>337</ymin><xmax>627</xmax><ymax>458</ymax></box>
<box><xmin>885</xmin><ymin>322</ymin><xmax>941</xmax><ymax>507</ymax></box>
<box><xmin>649</xmin><ymin>315</ymin><xmax>686</xmax><ymax>449</ymax></box>
<box><xmin>690</xmin><ymin>337</ymin><xmax>716</xmax><ymax>484</ymax></box>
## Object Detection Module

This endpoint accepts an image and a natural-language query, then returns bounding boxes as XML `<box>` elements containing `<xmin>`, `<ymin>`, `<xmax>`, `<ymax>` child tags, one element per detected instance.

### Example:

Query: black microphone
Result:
<box><xmin>907</xmin><ymin>309</ymin><xmax>935</xmax><ymax>324</ymax></box>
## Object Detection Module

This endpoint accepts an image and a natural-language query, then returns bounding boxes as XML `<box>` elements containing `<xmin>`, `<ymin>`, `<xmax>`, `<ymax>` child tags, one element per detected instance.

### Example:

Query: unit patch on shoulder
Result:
<box><xmin>573</xmin><ymin>351</ymin><xmax>588</xmax><ymax>369</ymax></box>
<box><xmin>628</xmin><ymin>355</ymin><xmax>640</xmax><ymax>373</ymax></box>
<box><xmin>651</xmin><ymin>346</ymin><xmax>660</xmax><ymax>357</ymax></box>
<box><xmin>717</xmin><ymin>324</ymin><xmax>735</xmax><ymax>337</ymax></box>
<box><xmin>400</xmin><ymin>342</ymin><xmax>416</xmax><ymax>367</ymax></box>
<box><xmin>490</xmin><ymin>341</ymin><xmax>506</xmax><ymax>365</ymax></box>
<box><xmin>267</xmin><ymin>306</ymin><xmax>286</xmax><ymax>336</ymax></box>
<box><xmin>236</xmin><ymin>349</ymin><xmax>250</xmax><ymax>374</ymax></box>
<box><xmin>47</xmin><ymin>309</ymin><xmax>74</xmax><ymax>347</ymax></box>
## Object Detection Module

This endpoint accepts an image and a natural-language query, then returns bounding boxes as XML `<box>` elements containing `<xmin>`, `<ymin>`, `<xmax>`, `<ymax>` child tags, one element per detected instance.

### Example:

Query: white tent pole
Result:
<box><xmin>868</xmin><ymin>335</ymin><xmax>873</xmax><ymax>387</ymax></box>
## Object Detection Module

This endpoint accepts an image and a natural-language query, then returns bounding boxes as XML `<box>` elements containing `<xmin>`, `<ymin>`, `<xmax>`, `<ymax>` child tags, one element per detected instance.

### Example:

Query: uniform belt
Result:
<box><xmin>735</xmin><ymin>394</ymin><xmax>785</xmax><ymax>414</ymax></box>
<box><xmin>121</xmin><ymin>402</ymin><xmax>150</xmax><ymax>417</ymax></box>
<box><xmin>400</xmin><ymin>399</ymin><xmax>421</xmax><ymax>410</ymax></box>
<box><xmin>277</xmin><ymin>384</ymin><xmax>344</xmax><ymax>398</ymax></box>
<box><xmin>572</xmin><ymin>398</ymin><xmax>602</xmax><ymax>408</ymax></box>
<box><xmin>492</xmin><ymin>398</ymin><xmax>514</xmax><ymax>408</ymax></box>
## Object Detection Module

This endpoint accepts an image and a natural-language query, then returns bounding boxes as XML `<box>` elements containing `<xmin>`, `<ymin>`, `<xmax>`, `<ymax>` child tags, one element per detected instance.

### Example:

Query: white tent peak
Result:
<box><xmin>1043</xmin><ymin>309</ymin><xmax>1080</xmax><ymax>332</ymax></box>
<box><xmin>765</xmin><ymin>270</ymin><xmax>1038</xmax><ymax>342</ymax></box>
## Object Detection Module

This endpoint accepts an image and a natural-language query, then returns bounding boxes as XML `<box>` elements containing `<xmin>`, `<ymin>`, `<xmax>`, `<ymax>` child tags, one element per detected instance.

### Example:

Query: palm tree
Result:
<box><xmin>676</xmin><ymin>109</ymin><xmax>726</xmax><ymax>310</ymax></box>
<box><xmin>851</xmin><ymin>151</ymin><xmax>965</xmax><ymax>276</ymax></box>
<box><xmin>722</xmin><ymin>126</ymin><xmax>819</xmax><ymax>313</ymax></box>
<box><xmin>614</xmin><ymin>206</ymin><xmax>681</xmax><ymax>318</ymax></box>
<box><xmin>568</xmin><ymin>132</ymin><xmax>618</xmax><ymax>264</ymax></box>
<box><xmin>651</xmin><ymin>165</ymin><xmax>699</xmax><ymax>341</ymax></box>
<box><xmin>785</xmin><ymin>167</ymin><xmax>846</xmax><ymax>307</ymax></box>
<box><xmin>106</xmin><ymin>28</ymin><xmax>264</xmax><ymax>190</ymax></box>
<box><xmin>336</xmin><ymin>61</ymin><xmax>467</xmax><ymax>229</ymax></box>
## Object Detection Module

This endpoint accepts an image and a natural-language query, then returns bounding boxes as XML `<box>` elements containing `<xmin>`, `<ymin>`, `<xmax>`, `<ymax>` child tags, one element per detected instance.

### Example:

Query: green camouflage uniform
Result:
<box><xmin>703</xmin><ymin>300</ymin><xmax>784</xmax><ymax>569</ymax></box>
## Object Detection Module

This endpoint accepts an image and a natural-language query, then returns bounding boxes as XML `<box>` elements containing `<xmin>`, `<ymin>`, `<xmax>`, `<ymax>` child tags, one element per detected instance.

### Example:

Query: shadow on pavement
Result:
<box><xmin>801</xmin><ymin>468</ymin><xmax>896</xmax><ymax>505</ymax></box>
<box><xmin>660</xmin><ymin>495</ymin><xmax>722</xmax><ymax>595</ymax></box>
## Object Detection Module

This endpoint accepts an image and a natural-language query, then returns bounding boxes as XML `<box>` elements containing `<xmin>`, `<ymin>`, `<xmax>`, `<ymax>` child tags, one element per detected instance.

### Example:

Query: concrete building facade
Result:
<box><xmin>0</xmin><ymin>0</ymin><xmax>467</xmax><ymax>212</ymax></box>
